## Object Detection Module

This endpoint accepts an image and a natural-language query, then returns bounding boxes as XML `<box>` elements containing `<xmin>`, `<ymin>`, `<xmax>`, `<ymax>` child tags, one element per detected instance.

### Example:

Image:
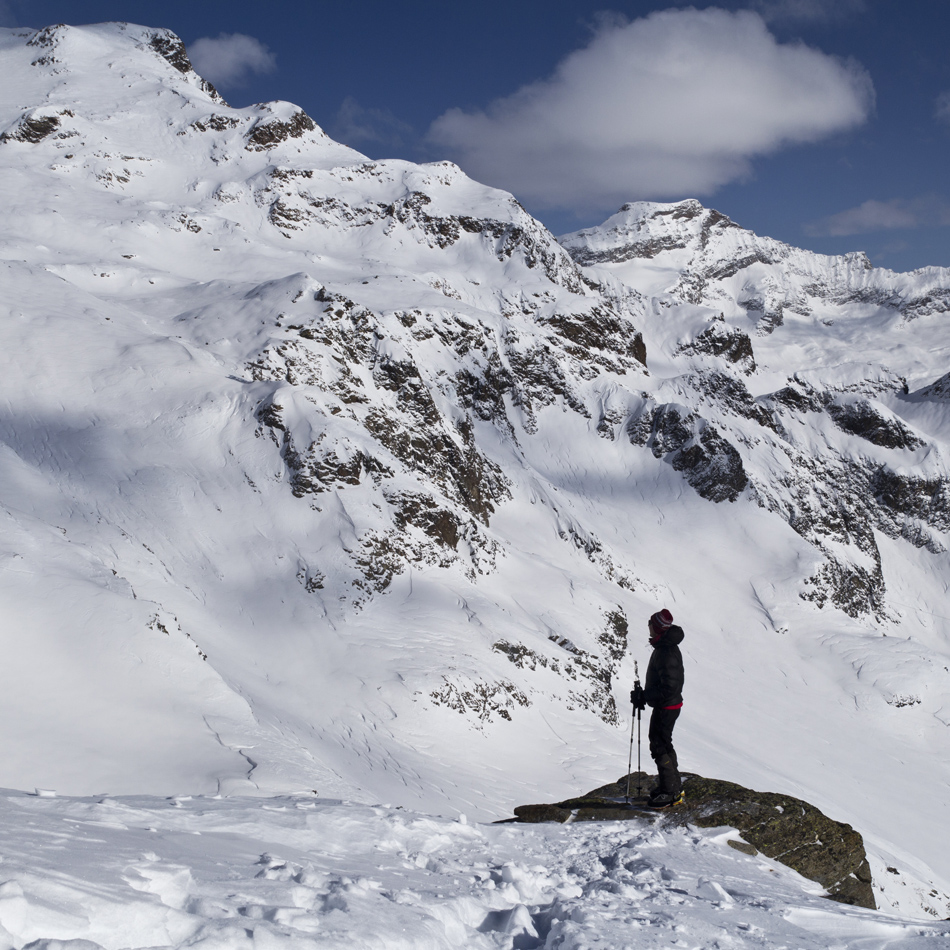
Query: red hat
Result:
<box><xmin>650</xmin><ymin>609</ymin><xmax>674</xmax><ymax>632</ymax></box>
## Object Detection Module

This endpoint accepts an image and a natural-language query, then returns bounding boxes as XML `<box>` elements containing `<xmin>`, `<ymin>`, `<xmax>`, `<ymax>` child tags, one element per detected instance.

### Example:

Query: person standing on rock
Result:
<box><xmin>632</xmin><ymin>609</ymin><xmax>685</xmax><ymax>807</ymax></box>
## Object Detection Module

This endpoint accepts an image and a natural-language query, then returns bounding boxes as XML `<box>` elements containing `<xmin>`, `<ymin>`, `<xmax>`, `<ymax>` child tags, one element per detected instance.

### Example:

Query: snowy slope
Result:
<box><xmin>0</xmin><ymin>789</ymin><xmax>946</xmax><ymax>949</ymax></box>
<box><xmin>1</xmin><ymin>21</ymin><xmax>950</xmax><ymax>929</ymax></box>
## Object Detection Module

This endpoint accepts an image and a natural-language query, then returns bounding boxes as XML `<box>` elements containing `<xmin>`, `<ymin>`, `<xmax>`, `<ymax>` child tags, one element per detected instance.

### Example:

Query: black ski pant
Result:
<box><xmin>648</xmin><ymin>706</ymin><xmax>681</xmax><ymax>795</ymax></box>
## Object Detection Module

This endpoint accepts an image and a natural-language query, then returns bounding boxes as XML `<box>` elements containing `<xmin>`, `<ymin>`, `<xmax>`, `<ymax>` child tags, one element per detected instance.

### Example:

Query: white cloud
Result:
<box><xmin>187</xmin><ymin>33</ymin><xmax>276</xmax><ymax>87</ymax></box>
<box><xmin>427</xmin><ymin>8</ymin><xmax>873</xmax><ymax>213</ymax></box>
<box><xmin>752</xmin><ymin>0</ymin><xmax>867</xmax><ymax>24</ymax></box>
<box><xmin>805</xmin><ymin>197</ymin><xmax>950</xmax><ymax>236</ymax></box>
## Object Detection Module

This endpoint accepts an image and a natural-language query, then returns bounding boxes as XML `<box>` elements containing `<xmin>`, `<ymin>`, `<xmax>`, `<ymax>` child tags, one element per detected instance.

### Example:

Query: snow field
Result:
<box><xmin>0</xmin><ymin>790</ymin><xmax>946</xmax><ymax>950</ymax></box>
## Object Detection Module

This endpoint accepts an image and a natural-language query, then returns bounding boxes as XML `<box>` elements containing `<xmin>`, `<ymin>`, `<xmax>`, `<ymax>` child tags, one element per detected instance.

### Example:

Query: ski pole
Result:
<box><xmin>636</xmin><ymin>680</ymin><xmax>642</xmax><ymax>799</ymax></box>
<box><xmin>626</xmin><ymin>660</ymin><xmax>643</xmax><ymax>802</ymax></box>
<box><xmin>625</xmin><ymin>693</ymin><xmax>636</xmax><ymax>803</ymax></box>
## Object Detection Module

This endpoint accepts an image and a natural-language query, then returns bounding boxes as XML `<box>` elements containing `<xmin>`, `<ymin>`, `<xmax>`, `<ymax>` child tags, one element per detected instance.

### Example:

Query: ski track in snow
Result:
<box><xmin>0</xmin><ymin>790</ymin><xmax>945</xmax><ymax>950</ymax></box>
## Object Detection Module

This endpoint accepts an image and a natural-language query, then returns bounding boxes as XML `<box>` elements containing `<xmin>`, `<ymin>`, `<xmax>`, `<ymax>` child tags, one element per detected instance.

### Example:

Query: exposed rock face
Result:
<box><xmin>560</xmin><ymin>203</ymin><xmax>950</xmax><ymax>617</ymax></box>
<box><xmin>245</xmin><ymin>108</ymin><xmax>318</xmax><ymax>151</ymax></box>
<box><xmin>913</xmin><ymin>372</ymin><xmax>950</xmax><ymax>400</ymax></box>
<box><xmin>628</xmin><ymin>402</ymin><xmax>749</xmax><ymax>503</ymax></box>
<box><xmin>147</xmin><ymin>29</ymin><xmax>193</xmax><ymax>73</ymax></box>
<box><xmin>0</xmin><ymin>108</ymin><xmax>73</xmax><ymax>143</ymax></box>
<box><xmin>678</xmin><ymin>320</ymin><xmax>756</xmax><ymax>374</ymax></box>
<box><xmin>510</xmin><ymin>772</ymin><xmax>876</xmax><ymax>909</ymax></box>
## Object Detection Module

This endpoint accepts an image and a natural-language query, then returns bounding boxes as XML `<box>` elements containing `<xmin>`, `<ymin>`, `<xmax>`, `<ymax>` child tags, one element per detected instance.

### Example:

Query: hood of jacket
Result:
<box><xmin>656</xmin><ymin>624</ymin><xmax>685</xmax><ymax>647</ymax></box>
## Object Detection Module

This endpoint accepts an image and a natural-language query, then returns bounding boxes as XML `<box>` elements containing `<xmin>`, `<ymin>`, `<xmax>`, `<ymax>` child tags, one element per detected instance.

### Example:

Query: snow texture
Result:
<box><xmin>0</xmin><ymin>789</ymin><xmax>943</xmax><ymax>949</ymax></box>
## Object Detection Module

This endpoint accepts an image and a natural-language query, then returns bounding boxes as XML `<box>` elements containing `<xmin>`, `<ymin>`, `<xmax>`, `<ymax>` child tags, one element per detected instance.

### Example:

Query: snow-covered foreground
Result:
<box><xmin>0</xmin><ymin>789</ymin><xmax>945</xmax><ymax>950</ymax></box>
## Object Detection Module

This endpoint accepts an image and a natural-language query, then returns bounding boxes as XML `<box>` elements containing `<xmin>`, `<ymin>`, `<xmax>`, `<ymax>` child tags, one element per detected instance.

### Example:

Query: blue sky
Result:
<box><xmin>3</xmin><ymin>0</ymin><xmax>950</xmax><ymax>272</ymax></box>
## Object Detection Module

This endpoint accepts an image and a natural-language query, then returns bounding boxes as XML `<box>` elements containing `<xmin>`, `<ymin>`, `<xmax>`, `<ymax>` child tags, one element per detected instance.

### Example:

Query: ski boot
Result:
<box><xmin>648</xmin><ymin>789</ymin><xmax>685</xmax><ymax>809</ymax></box>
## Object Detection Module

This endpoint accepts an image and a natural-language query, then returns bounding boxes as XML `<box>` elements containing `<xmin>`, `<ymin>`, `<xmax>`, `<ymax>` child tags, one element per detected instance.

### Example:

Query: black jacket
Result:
<box><xmin>643</xmin><ymin>625</ymin><xmax>685</xmax><ymax>708</ymax></box>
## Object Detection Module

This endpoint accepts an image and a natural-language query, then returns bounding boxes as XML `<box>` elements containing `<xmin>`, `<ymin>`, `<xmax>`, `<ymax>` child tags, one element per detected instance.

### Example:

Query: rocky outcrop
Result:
<box><xmin>509</xmin><ymin>772</ymin><xmax>875</xmax><ymax>910</ymax></box>
<box><xmin>147</xmin><ymin>29</ymin><xmax>194</xmax><ymax>74</ymax></box>
<box><xmin>627</xmin><ymin>402</ymin><xmax>749</xmax><ymax>504</ymax></box>
<box><xmin>245</xmin><ymin>108</ymin><xmax>317</xmax><ymax>151</ymax></box>
<box><xmin>0</xmin><ymin>108</ymin><xmax>74</xmax><ymax>144</ymax></box>
<box><xmin>678</xmin><ymin>320</ymin><xmax>756</xmax><ymax>374</ymax></box>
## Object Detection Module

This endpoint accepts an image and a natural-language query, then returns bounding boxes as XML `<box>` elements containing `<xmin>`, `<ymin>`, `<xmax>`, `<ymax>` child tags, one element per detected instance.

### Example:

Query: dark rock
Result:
<box><xmin>389</xmin><ymin>492</ymin><xmax>463</xmax><ymax>549</ymax></box>
<box><xmin>727</xmin><ymin>839</ymin><xmax>758</xmax><ymax>856</ymax></box>
<box><xmin>455</xmin><ymin>358</ymin><xmax>515</xmax><ymax>426</ymax></box>
<box><xmin>560</xmin><ymin>202</ymin><xmax>739</xmax><ymax>267</ymax></box>
<box><xmin>256</xmin><ymin>399</ymin><xmax>285</xmax><ymax>431</ymax></box>
<box><xmin>144</xmin><ymin>30</ymin><xmax>226</xmax><ymax>102</ymax></box>
<box><xmin>507</xmin><ymin>771</ymin><xmax>876</xmax><ymax>910</ymax></box>
<box><xmin>826</xmin><ymin>400</ymin><xmax>925</xmax><ymax>450</ymax></box>
<box><xmin>642</xmin><ymin>403</ymin><xmax>694</xmax><ymax>454</ymax></box>
<box><xmin>543</xmin><ymin>306</ymin><xmax>646</xmax><ymax>368</ymax></box>
<box><xmin>672</xmin><ymin>775</ymin><xmax>875</xmax><ymax>909</ymax></box>
<box><xmin>632</xmin><ymin>404</ymin><xmax>748</xmax><ymax>503</ymax></box>
<box><xmin>703</xmin><ymin>249</ymin><xmax>775</xmax><ymax>281</ymax></box>
<box><xmin>598</xmin><ymin>610</ymin><xmax>628</xmax><ymax>665</ymax></box>
<box><xmin>690</xmin><ymin>371</ymin><xmax>776</xmax><ymax>430</ymax></box>
<box><xmin>754</xmin><ymin>305</ymin><xmax>786</xmax><ymax>335</ymax></box>
<box><xmin>566</xmin><ymin>233</ymin><xmax>689</xmax><ymax>266</ymax></box>
<box><xmin>246</xmin><ymin>109</ymin><xmax>317</xmax><ymax>151</ymax></box>
<box><xmin>362</xmin><ymin>411</ymin><xmax>509</xmax><ymax>524</ymax></box>
<box><xmin>513</xmin><ymin>804</ymin><xmax>572</xmax><ymax>822</ymax></box>
<box><xmin>27</xmin><ymin>24</ymin><xmax>65</xmax><ymax>49</ymax></box>
<box><xmin>900</xmin><ymin>289</ymin><xmax>950</xmax><ymax>319</ymax></box>
<box><xmin>191</xmin><ymin>114</ymin><xmax>242</xmax><ymax>133</ymax></box>
<box><xmin>148</xmin><ymin>30</ymin><xmax>194</xmax><ymax>74</ymax></box>
<box><xmin>871</xmin><ymin>468</ymin><xmax>950</xmax><ymax>531</ymax></box>
<box><xmin>506</xmin><ymin>341</ymin><xmax>589</xmax><ymax>423</ymax></box>
<box><xmin>910</xmin><ymin>371</ymin><xmax>950</xmax><ymax>400</ymax></box>
<box><xmin>801</xmin><ymin>554</ymin><xmax>887</xmax><ymax>619</ymax></box>
<box><xmin>283</xmin><ymin>444</ymin><xmax>365</xmax><ymax>497</ymax></box>
<box><xmin>0</xmin><ymin>109</ymin><xmax>73</xmax><ymax>144</ymax></box>
<box><xmin>672</xmin><ymin>426</ymin><xmax>748</xmax><ymax>503</ymax></box>
<box><xmin>767</xmin><ymin>385</ymin><xmax>823</xmax><ymax>414</ymax></box>
<box><xmin>372</xmin><ymin>194</ymin><xmax>586</xmax><ymax>292</ymax></box>
<box><xmin>680</xmin><ymin>323</ymin><xmax>755</xmax><ymax>373</ymax></box>
<box><xmin>429</xmin><ymin>677</ymin><xmax>529</xmax><ymax>723</ymax></box>
<box><xmin>492</xmin><ymin>621</ymin><xmax>621</xmax><ymax>727</ymax></box>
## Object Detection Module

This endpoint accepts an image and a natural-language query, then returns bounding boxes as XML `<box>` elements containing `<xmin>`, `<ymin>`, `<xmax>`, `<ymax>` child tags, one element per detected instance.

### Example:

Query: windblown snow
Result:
<box><xmin>1</xmin><ymin>21</ymin><xmax>949</xmax><ymax>947</ymax></box>
<box><xmin>0</xmin><ymin>789</ymin><xmax>945</xmax><ymax>950</ymax></box>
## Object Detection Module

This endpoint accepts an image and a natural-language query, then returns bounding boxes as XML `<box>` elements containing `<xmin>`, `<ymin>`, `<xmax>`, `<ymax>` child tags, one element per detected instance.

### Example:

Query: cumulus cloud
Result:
<box><xmin>427</xmin><ymin>8</ymin><xmax>873</xmax><ymax>213</ymax></box>
<box><xmin>332</xmin><ymin>97</ymin><xmax>414</xmax><ymax>149</ymax></box>
<box><xmin>752</xmin><ymin>0</ymin><xmax>867</xmax><ymax>24</ymax></box>
<box><xmin>805</xmin><ymin>197</ymin><xmax>950</xmax><ymax>236</ymax></box>
<box><xmin>187</xmin><ymin>33</ymin><xmax>276</xmax><ymax>87</ymax></box>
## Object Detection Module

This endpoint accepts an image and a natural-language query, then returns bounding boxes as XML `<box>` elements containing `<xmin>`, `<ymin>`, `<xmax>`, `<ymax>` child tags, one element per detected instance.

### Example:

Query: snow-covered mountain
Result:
<box><xmin>2</xmin><ymin>20</ymin><xmax>950</xmax><ymax>930</ymax></box>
